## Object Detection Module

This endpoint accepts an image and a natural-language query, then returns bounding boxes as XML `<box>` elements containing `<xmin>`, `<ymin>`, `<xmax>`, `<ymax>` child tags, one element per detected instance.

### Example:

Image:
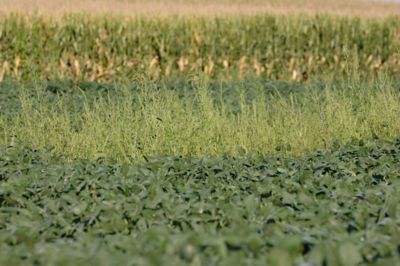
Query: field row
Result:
<box><xmin>2</xmin><ymin>0</ymin><xmax>400</xmax><ymax>17</ymax></box>
<box><xmin>0</xmin><ymin>15</ymin><xmax>399</xmax><ymax>81</ymax></box>
<box><xmin>0</xmin><ymin>139</ymin><xmax>399</xmax><ymax>265</ymax></box>
<box><xmin>1</xmin><ymin>80</ymin><xmax>400</xmax><ymax>161</ymax></box>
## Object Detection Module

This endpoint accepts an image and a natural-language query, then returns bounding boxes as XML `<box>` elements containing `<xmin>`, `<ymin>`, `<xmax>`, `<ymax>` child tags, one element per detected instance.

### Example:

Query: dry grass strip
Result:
<box><xmin>0</xmin><ymin>0</ymin><xmax>399</xmax><ymax>18</ymax></box>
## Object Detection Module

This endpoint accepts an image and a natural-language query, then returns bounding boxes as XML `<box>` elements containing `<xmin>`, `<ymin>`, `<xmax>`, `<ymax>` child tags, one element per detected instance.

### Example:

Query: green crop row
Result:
<box><xmin>1</xmin><ymin>79</ymin><xmax>400</xmax><ymax>162</ymax></box>
<box><xmin>0</xmin><ymin>15</ymin><xmax>399</xmax><ymax>81</ymax></box>
<box><xmin>0</xmin><ymin>139</ymin><xmax>399</xmax><ymax>265</ymax></box>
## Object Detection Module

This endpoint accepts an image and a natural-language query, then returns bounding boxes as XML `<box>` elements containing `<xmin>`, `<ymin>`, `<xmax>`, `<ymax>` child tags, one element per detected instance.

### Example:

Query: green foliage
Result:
<box><xmin>1</xmin><ymin>12</ymin><xmax>399</xmax><ymax>265</ymax></box>
<box><xmin>0</xmin><ymin>14</ymin><xmax>399</xmax><ymax>81</ymax></box>
<box><xmin>1</xmin><ymin>79</ymin><xmax>400</xmax><ymax>162</ymax></box>
<box><xmin>0</xmin><ymin>139</ymin><xmax>399</xmax><ymax>265</ymax></box>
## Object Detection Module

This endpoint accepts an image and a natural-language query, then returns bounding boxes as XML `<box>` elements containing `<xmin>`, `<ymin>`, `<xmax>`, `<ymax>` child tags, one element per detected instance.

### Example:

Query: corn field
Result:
<box><xmin>0</xmin><ymin>15</ymin><xmax>399</xmax><ymax>81</ymax></box>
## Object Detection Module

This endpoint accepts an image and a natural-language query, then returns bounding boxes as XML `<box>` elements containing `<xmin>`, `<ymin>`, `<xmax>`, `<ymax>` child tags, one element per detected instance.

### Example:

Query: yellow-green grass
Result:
<box><xmin>1</xmin><ymin>79</ymin><xmax>399</xmax><ymax>162</ymax></box>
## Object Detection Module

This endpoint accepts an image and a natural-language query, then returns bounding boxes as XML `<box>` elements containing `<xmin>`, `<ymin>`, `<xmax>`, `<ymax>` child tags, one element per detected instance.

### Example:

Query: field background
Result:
<box><xmin>1</xmin><ymin>15</ymin><xmax>399</xmax><ymax>81</ymax></box>
<box><xmin>1</xmin><ymin>1</ymin><xmax>400</xmax><ymax>265</ymax></box>
<box><xmin>1</xmin><ymin>0</ymin><xmax>400</xmax><ymax>17</ymax></box>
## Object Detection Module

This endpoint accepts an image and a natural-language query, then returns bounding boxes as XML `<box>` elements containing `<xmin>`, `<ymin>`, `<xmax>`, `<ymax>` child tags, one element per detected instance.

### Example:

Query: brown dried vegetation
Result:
<box><xmin>0</xmin><ymin>0</ymin><xmax>399</xmax><ymax>18</ymax></box>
